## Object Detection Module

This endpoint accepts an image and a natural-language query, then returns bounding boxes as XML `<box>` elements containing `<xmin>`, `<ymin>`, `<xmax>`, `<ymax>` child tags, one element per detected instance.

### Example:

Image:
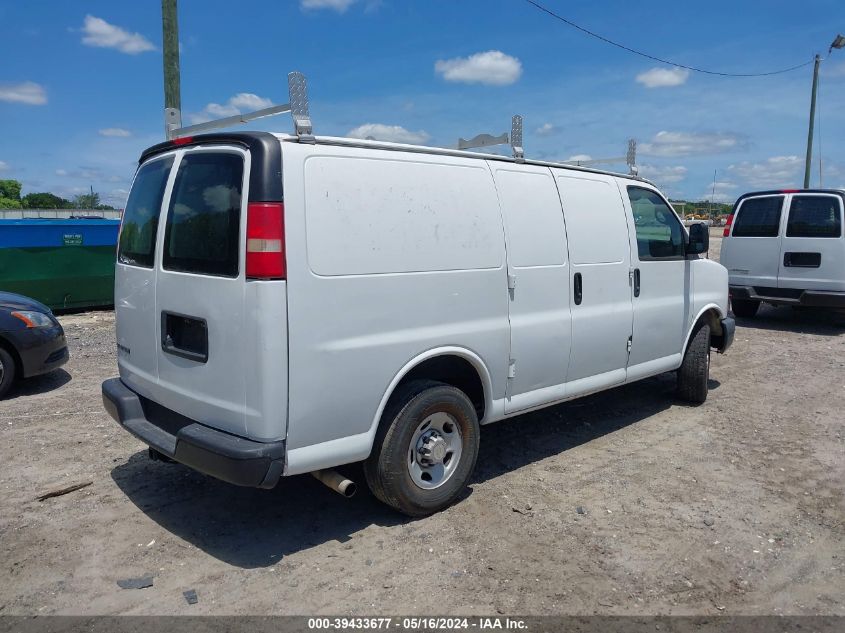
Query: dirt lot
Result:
<box><xmin>1</xmin><ymin>232</ymin><xmax>844</xmax><ymax>616</ymax></box>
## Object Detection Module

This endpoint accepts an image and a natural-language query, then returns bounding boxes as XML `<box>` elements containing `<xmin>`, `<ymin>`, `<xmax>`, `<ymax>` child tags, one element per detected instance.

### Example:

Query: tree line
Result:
<box><xmin>0</xmin><ymin>179</ymin><xmax>116</xmax><ymax>210</ymax></box>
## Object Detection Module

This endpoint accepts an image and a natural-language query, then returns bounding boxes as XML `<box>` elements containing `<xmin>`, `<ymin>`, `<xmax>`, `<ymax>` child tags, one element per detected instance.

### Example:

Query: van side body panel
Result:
<box><xmin>282</xmin><ymin>142</ymin><xmax>510</xmax><ymax>466</ymax></box>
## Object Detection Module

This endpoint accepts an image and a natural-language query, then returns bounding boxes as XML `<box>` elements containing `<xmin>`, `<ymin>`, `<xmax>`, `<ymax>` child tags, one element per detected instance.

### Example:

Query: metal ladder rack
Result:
<box><xmin>457</xmin><ymin>115</ymin><xmax>525</xmax><ymax>162</ymax></box>
<box><xmin>163</xmin><ymin>72</ymin><xmax>637</xmax><ymax>176</ymax></box>
<box><xmin>165</xmin><ymin>71</ymin><xmax>314</xmax><ymax>142</ymax></box>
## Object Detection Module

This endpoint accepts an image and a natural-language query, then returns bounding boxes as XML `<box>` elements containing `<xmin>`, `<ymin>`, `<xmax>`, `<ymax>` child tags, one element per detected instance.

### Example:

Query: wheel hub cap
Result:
<box><xmin>407</xmin><ymin>412</ymin><xmax>463</xmax><ymax>490</ymax></box>
<box><xmin>417</xmin><ymin>432</ymin><xmax>448</xmax><ymax>465</ymax></box>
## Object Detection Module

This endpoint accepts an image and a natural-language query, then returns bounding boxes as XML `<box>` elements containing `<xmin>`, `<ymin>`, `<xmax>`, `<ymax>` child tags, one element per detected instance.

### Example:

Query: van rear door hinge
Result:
<box><xmin>507</xmin><ymin>272</ymin><xmax>517</xmax><ymax>290</ymax></box>
<box><xmin>507</xmin><ymin>359</ymin><xmax>517</xmax><ymax>379</ymax></box>
<box><xmin>627</xmin><ymin>336</ymin><xmax>632</xmax><ymax>353</ymax></box>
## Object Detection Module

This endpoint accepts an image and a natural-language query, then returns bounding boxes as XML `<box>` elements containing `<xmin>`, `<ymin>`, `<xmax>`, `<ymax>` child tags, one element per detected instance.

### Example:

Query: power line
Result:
<box><xmin>523</xmin><ymin>0</ymin><xmax>814</xmax><ymax>77</ymax></box>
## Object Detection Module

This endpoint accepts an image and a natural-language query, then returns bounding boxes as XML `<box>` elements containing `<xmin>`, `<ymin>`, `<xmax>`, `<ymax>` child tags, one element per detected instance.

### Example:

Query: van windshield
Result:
<box><xmin>162</xmin><ymin>152</ymin><xmax>244</xmax><ymax>277</ymax></box>
<box><xmin>118</xmin><ymin>157</ymin><xmax>173</xmax><ymax>267</ymax></box>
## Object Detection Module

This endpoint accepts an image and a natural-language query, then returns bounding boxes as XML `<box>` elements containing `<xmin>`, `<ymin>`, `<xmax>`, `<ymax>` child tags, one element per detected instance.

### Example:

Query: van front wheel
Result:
<box><xmin>364</xmin><ymin>380</ymin><xmax>480</xmax><ymax>517</ymax></box>
<box><xmin>677</xmin><ymin>322</ymin><xmax>710</xmax><ymax>405</ymax></box>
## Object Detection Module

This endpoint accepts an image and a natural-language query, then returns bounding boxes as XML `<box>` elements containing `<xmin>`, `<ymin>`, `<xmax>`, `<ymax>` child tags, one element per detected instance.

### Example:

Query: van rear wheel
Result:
<box><xmin>677</xmin><ymin>322</ymin><xmax>710</xmax><ymax>405</ymax></box>
<box><xmin>731</xmin><ymin>298</ymin><xmax>759</xmax><ymax>318</ymax></box>
<box><xmin>364</xmin><ymin>380</ymin><xmax>480</xmax><ymax>517</ymax></box>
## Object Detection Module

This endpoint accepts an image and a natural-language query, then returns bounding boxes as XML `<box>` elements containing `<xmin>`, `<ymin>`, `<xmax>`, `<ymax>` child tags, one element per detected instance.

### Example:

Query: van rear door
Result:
<box><xmin>117</xmin><ymin>133</ymin><xmax>287</xmax><ymax>443</ymax></box>
<box><xmin>116</xmin><ymin>155</ymin><xmax>174</xmax><ymax>392</ymax></box>
<box><xmin>722</xmin><ymin>194</ymin><xmax>785</xmax><ymax>289</ymax></box>
<box><xmin>153</xmin><ymin>147</ymin><xmax>250</xmax><ymax>437</ymax></box>
<box><xmin>777</xmin><ymin>192</ymin><xmax>845</xmax><ymax>292</ymax></box>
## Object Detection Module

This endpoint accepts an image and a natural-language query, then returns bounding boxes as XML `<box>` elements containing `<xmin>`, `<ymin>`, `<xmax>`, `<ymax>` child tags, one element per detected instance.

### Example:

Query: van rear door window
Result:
<box><xmin>786</xmin><ymin>195</ymin><xmax>842</xmax><ymax>238</ymax></box>
<box><xmin>118</xmin><ymin>157</ymin><xmax>173</xmax><ymax>267</ymax></box>
<box><xmin>732</xmin><ymin>196</ymin><xmax>784</xmax><ymax>237</ymax></box>
<box><xmin>162</xmin><ymin>152</ymin><xmax>243</xmax><ymax>277</ymax></box>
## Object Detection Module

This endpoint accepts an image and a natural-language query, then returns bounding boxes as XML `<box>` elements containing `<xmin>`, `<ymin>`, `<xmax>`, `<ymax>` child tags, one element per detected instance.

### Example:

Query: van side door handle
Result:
<box><xmin>574</xmin><ymin>272</ymin><xmax>583</xmax><ymax>305</ymax></box>
<box><xmin>633</xmin><ymin>268</ymin><xmax>641</xmax><ymax>297</ymax></box>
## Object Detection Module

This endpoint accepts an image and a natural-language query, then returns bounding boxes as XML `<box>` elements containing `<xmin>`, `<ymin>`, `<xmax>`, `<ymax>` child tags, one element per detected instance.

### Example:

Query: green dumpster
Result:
<box><xmin>0</xmin><ymin>218</ymin><xmax>120</xmax><ymax>310</ymax></box>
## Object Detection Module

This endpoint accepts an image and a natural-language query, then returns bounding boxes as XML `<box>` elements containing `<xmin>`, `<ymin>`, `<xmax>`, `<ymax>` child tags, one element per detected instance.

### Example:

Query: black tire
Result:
<box><xmin>0</xmin><ymin>346</ymin><xmax>16</xmax><ymax>400</ymax></box>
<box><xmin>677</xmin><ymin>322</ymin><xmax>710</xmax><ymax>405</ymax></box>
<box><xmin>364</xmin><ymin>379</ymin><xmax>480</xmax><ymax>517</ymax></box>
<box><xmin>731</xmin><ymin>298</ymin><xmax>760</xmax><ymax>318</ymax></box>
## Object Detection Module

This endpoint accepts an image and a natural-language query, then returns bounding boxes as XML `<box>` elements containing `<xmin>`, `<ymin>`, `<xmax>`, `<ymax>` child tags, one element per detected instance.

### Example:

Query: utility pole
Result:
<box><xmin>161</xmin><ymin>0</ymin><xmax>182</xmax><ymax>138</ymax></box>
<box><xmin>803</xmin><ymin>54</ymin><xmax>820</xmax><ymax>189</ymax></box>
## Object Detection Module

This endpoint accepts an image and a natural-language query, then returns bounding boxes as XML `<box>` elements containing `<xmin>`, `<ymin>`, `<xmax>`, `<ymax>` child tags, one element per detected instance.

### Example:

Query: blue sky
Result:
<box><xmin>2</xmin><ymin>0</ymin><xmax>844</xmax><ymax>207</ymax></box>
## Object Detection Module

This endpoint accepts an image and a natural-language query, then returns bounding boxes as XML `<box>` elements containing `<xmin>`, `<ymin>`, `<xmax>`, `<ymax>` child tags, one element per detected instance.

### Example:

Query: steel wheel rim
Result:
<box><xmin>408</xmin><ymin>411</ymin><xmax>463</xmax><ymax>490</ymax></box>
<box><xmin>0</xmin><ymin>356</ymin><xmax>4</xmax><ymax>383</ymax></box>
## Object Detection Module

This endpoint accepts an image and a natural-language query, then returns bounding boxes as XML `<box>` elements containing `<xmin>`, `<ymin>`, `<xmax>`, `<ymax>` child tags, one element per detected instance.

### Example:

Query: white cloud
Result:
<box><xmin>728</xmin><ymin>155</ymin><xmax>803</xmax><ymax>189</ymax></box>
<box><xmin>0</xmin><ymin>161</ymin><xmax>8</xmax><ymax>171</ymax></box>
<box><xmin>98</xmin><ymin>127</ymin><xmax>132</xmax><ymax>138</ymax></box>
<box><xmin>640</xmin><ymin>131</ymin><xmax>746</xmax><ymax>157</ymax></box>
<box><xmin>189</xmin><ymin>93</ymin><xmax>274</xmax><ymax>124</ymax></box>
<box><xmin>535</xmin><ymin>123</ymin><xmax>558</xmax><ymax>137</ymax></box>
<box><xmin>566</xmin><ymin>154</ymin><xmax>593</xmax><ymax>162</ymax></box>
<box><xmin>635</xmin><ymin>67</ymin><xmax>690</xmax><ymax>88</ymax></box>
<box><xmin>700</xmin><ymin>181</ymin><xmax>738</xmax><ymax>203</ymax></box>
<box><xmin>0</xmin><ymin>81</ymin><xmax>47</xmax><ymax>105</ymax></box>
<box><xmin>638</xmin><ymin>164</ymin><xmax>688</xmax><ymax>184</ymax></box>
<box><xmin>300</xmin><ymin>0</ymin><xmax>356</xmax><ymax>11</ymax></box>
<box><xmin>435</xmin><ymin>50</ymin><xmax>522</xmax><ymax>86</ymax></box>
<box><xmin>55</xmin><ymin>169</ymin><xmax>68</xmax><ymax>176</ymax></box>
<box><xmin>347</xmin><ymin>123</ymin><xmax>431</xmax><ymax>144</ymax></box>
<box><xmin>81</xmin><ymin>15</ymin><xmax>156</xmax><ymax>54</ymax></box>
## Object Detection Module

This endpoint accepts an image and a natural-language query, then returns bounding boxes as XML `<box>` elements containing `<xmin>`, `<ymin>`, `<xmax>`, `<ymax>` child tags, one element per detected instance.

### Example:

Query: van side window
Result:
<box><xmin>786</xmin><ymin>196</ymin><xmax>842</xmax><ymax>238</ymax></box>
<box><xmin>163</xmin><ymin>152</ymin><xmax>243</xmax><ymax>278</ymax></box>
<box><xmin>732</xmin><ymin>196</ymin><xmax>783</xmax><ymax>237</ymax></box>
<box><xmin>627</xmin><ymin>187</ymin><xmax>684</xmax><ymax>260</ymax></box>
<box><xmin>118</xmin><ymin>157</ymin><xmax>174</xmax><ymax>268</ymax></box>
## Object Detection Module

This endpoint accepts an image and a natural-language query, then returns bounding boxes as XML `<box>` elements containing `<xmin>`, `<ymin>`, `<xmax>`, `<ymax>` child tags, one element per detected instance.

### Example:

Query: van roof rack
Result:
<box><xmin>563</xmin><ymin>139</ymin><xmax>638</xmax><ymax>176</ymax></box>
<box><xmin>164</xmin><ymin>72</ymin><xmax>637</xmax><ymax>176</ymax></box>
<box><xmin>457</xmin><ymin>115</ymin><xmax>525</xmax><ymax>162</ymax></box>
<box><xmin>165</xmin><ymin>71</ymin><xmax>314</xmax><ymax>143</ymax></box>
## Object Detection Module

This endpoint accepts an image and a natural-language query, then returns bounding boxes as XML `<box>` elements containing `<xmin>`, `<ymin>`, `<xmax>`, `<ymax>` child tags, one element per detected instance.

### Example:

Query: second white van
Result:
<box><xmin>720</xmin><ymin>189</ymin><xmax>845</xmax><ymax>317</ymax></box>
<box><xmin>102</xmin><ymin>129</ymin><xmax>734</xmax><ymax>516</ymax></box>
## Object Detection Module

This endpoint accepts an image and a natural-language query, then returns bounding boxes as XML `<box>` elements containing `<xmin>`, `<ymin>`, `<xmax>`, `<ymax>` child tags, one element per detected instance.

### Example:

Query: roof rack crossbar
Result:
<box><xmin>169</xmin><ymin>103</ymin><xmax>292</xmax><ymax>139</ymax></box>
<box><xmin>164</xmin><ymin>70</ymin><xmax>314</xmax><ymax>142</ymax></box>
<box><xmin>561</xmin><ymin>138</ymin><xmax>638</xmax><ymax>175</ymax></box>
<box><xmin>457</xmin><ymin>132</ymin><xmax>509</xmax><ymax>151</ymax></box>
<box><xmin>455</xmin><ymin>114</ymin><xmax>524</xmax><ymax>161</ymax></box>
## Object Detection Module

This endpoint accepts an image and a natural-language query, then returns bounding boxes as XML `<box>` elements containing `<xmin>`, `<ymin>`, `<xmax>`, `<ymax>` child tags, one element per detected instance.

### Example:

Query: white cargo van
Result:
<box><xmin>103</xmin><ymin>98</ymin><xmax>734</xmax><ymax>516</ymax></box>
<box><xmin>720</xmin><ymin>189</ymin><xmax>845</xmax><ymax>317</ymax></box>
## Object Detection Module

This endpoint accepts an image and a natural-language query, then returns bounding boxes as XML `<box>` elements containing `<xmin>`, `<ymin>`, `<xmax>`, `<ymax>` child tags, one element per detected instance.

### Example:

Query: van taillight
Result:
<box><xmin>723</xmin><ymin>214</ymin><xmax>734</xmax><ymax>237</ymax></box>
<box><xmin>246</xmin><ymin>202</ymin><xmax>285</xmax><ymax>279</ymax></box>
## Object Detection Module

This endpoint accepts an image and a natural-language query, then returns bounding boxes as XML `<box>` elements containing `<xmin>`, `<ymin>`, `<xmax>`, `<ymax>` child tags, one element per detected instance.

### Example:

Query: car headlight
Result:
<box><xmin>11</xmin><ymin>310</ymin><xmax>55</xmax><ymax>328</ymax></box>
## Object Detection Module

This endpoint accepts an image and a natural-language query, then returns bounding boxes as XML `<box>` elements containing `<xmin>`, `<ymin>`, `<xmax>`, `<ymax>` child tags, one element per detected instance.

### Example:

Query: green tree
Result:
<box><xmin>0</xmin><ymin>197</ymin><xmax>22</xmax><ymax>209</ymax></box>
<box><xmin>73</xmin><ymin>191</ymin><xmax>101</xmax><ymax>209</ymax></box>
<box><xmin>0</xmin><ymin>179</ymin><xmax>23</xmax><ymax>206</ymax></box>
<box><xmin>21</xmin><ymin>192</ymin><xmax>72</xmax><ymax>209</ymax></box>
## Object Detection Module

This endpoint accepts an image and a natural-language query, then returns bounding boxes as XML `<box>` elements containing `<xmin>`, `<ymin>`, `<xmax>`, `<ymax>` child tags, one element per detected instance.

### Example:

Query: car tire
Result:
<box><xmin>364</xmin><ymin>379</ymin><xmax>480</xmax><ymax>517</ymax></box>
<box><xmin>731</xmin><ymin>298</ymin><xmax>760</xmax><ymax>318</ymax></box>
<box><xmin>0</xmin><ymin>347</ymin><xmax>16</xmax><ymax>399</ymax></box>
<box><xmin>677</xmin><ymin>322</ymin><xmax>710</xmax><ymax>405</ymax></box>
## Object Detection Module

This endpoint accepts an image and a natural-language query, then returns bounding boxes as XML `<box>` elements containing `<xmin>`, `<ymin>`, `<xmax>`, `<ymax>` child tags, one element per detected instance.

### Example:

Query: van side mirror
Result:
<box><xmin>687</xmin><ymin>222</ymin><xmax>709</xmax><ymax>255</ymax></box>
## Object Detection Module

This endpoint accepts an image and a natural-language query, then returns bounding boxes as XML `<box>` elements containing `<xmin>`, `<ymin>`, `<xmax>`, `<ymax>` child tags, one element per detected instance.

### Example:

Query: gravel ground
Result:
<box><xmin>1</xmin><ymin>233</ymin><xmax>843</xmax><ymax>616</ymax></box>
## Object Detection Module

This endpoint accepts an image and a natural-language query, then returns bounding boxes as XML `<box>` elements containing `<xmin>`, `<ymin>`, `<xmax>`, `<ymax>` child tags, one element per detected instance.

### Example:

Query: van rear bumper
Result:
<box><xmin>730</xmin><ymin>285</ymin><xmax>845</xmax><ymax>309</ymax></box>
<box><xmin>102</xmin><ymin>378</ymin><xmax>285</xmax><ymax>489</ymax></box>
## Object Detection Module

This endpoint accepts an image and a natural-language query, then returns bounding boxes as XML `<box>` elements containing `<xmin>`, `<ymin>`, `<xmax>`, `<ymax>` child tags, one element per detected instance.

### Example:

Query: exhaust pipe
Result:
<box><xmin>311</xmin><ymin>469</ymin><xmax>357</xmax><ymax>498</ymax></box>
